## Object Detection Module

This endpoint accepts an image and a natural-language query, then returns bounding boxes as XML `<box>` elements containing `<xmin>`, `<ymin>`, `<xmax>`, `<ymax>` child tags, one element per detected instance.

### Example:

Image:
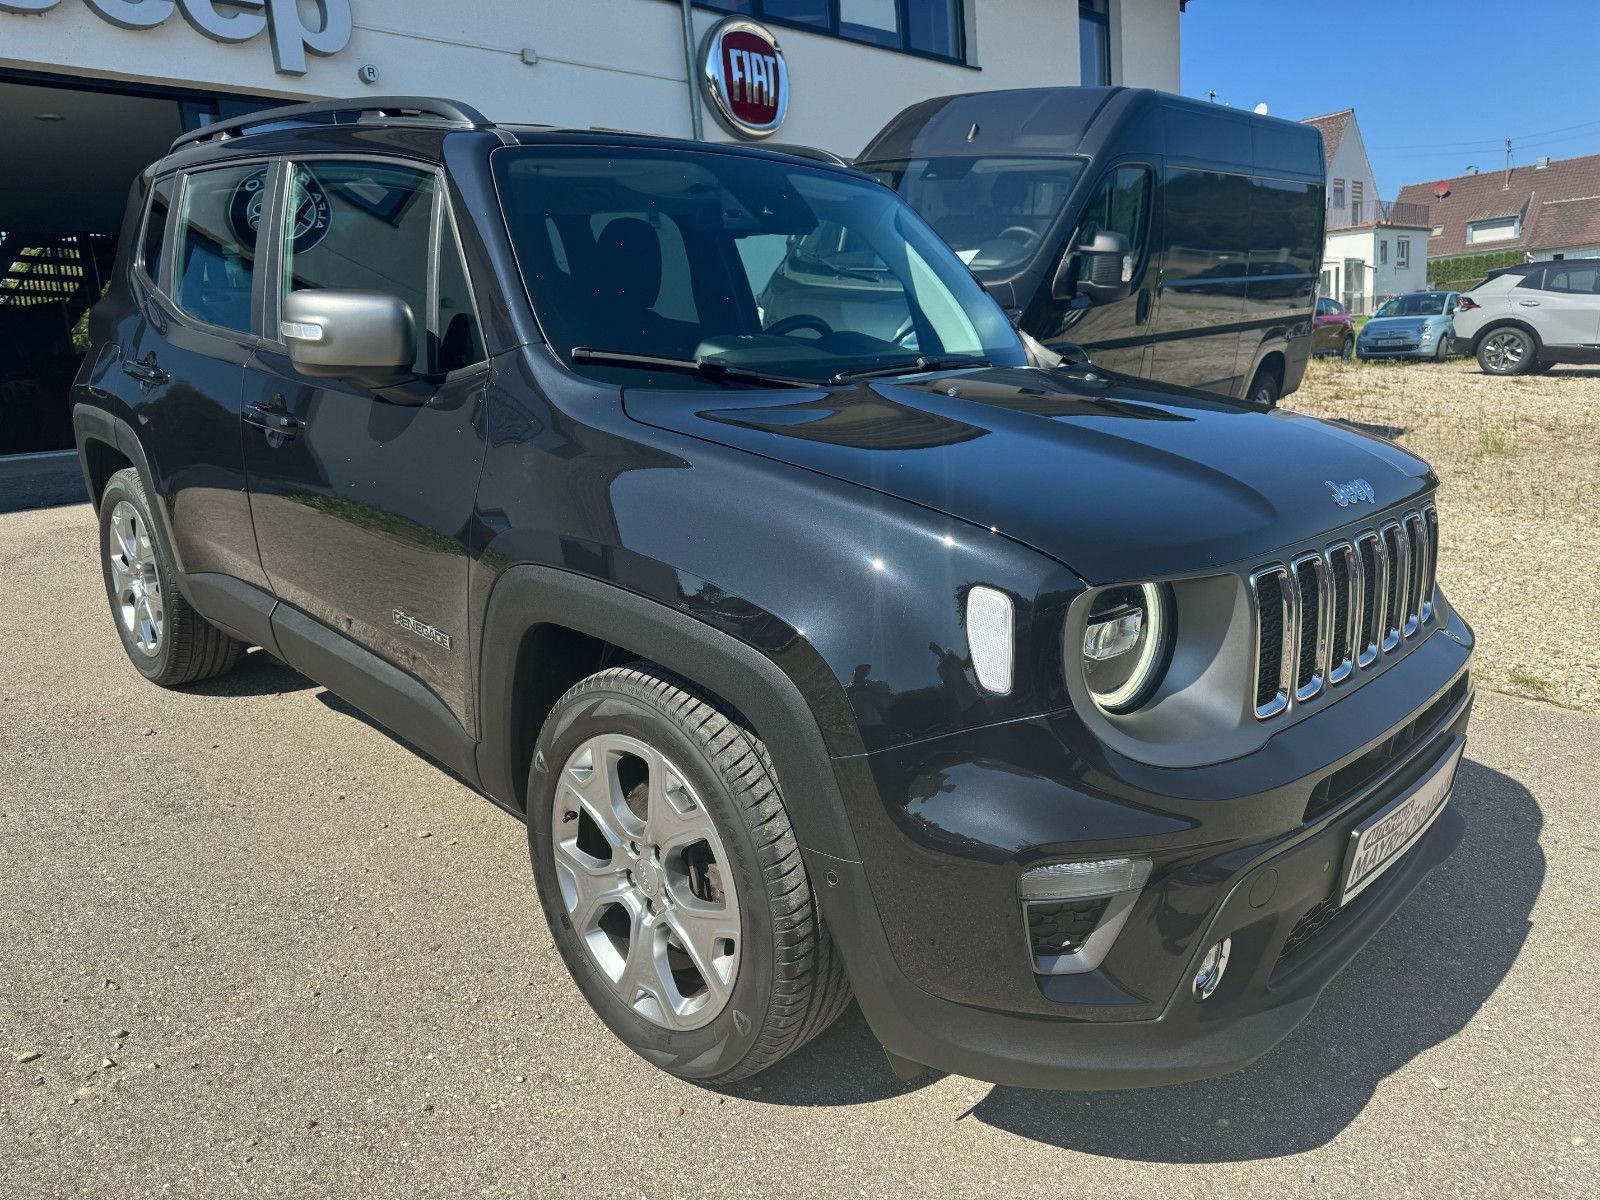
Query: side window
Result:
<box><xmin>173</xmin><ymin>164</ymin><xmax>265</xmax><ymax>333</ymax></box>
<box><xmin>282</xmin><ymin>160</ymin><xmax>436</xmax><ymax>372</ymax></box>
<box><xmin>1077</xmin><ymin>166</ymin><xmax>1153</xmax><ymax>271</ymax></box>
<box><xmin>1543</xmin><ymin>265</ymin><xmax>1600</xmax><ymax>295</ymax></box>
<box><xmin>139</xmin><ymin>177</ymin><xmax>175</xmax><ymax>287</ymax></box>
<box><xmin>1515</xmin><ymin>268</ymin><xmax>1546</xmax><ymax>290</ymax></box>
<box><xmin>435</xmin><ymin>209</ymin><xmax>485</xmax><ymax>373</ymax></box>
<box><xmin>1163</xmin><ymin>167</ymin><xmax>1252</xmax><ymax>281</ymax></box>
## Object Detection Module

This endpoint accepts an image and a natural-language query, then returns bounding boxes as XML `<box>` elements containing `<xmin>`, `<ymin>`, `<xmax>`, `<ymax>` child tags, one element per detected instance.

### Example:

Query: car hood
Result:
<box><xmin>1364</xmin><ymin>315</ymin><xmax>1444</xmax><ymax>335</ymax></box>
<box><xmin>622</xmin><ymin>365</ymin><xmax>1435</xmax><ymax>584</ymax></box>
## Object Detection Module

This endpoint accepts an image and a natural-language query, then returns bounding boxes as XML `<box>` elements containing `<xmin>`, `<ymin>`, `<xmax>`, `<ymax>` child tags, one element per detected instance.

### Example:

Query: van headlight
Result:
<box><xmin>1077</xmin><ymin>583</ymin><xmax>1172</xmax><ymax>713</ymax></box>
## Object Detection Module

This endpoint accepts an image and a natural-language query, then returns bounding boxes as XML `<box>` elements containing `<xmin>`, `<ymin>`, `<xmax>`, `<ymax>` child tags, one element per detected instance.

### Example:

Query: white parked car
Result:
<box><xmin>1452</xmin><ymin>259</ymin><xmax>1600</xmax><ymax>375</ymax></box>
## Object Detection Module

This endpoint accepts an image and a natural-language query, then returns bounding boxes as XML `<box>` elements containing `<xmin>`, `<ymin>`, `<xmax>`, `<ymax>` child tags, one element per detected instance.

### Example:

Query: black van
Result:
<box><xmin>858</xmin><ymin>88</ymin><xmax>1326</xmax><ymax>403</ymax></box>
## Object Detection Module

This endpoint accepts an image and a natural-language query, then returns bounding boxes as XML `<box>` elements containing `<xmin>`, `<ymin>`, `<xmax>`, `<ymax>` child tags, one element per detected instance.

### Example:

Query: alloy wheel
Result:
<box><xmin>1483</xmin><ymin>331</ymin><xmax>1526</xmax><ymax>372</ymax></box>
<box><xmin>551</xmin><ymin>733</ymin><xmax>740</xmax><ymax>1031</ymax></box>
<box><xmin>106</xmin><ymin>500</ymin><xmax>163</xmax><ymax>656</ymax></box>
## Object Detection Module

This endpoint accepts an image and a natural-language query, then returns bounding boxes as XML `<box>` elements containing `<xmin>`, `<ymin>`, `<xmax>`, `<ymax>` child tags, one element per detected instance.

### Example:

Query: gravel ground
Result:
<box><xmin>1288</xmin><ymin>357</ymin><xmax>1600</xmax><ymax>712</ymax></box>
<box><xmin>2</xmin><ymin>498</ymin><xmax>1598</xmax><ymax>1199</ymax></box>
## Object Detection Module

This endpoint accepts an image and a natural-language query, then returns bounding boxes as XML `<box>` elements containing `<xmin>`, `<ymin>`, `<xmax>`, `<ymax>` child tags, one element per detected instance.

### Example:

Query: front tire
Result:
<box><xmin>1340</xmin><ymin>333</ymin><xmax>1355</xmax><ymax>361</ymax></box>
<box><xmin>1477</xmin><ymin>326</ymin><xmax>1537</xmax><ymax>375</ymax></box>
<box><xmin>1246</xmin><ymin>365</ymin><xmax>1281</xmax><ymax>406</ymax></box>
<box><xmin>98</xmin><ymin>467</ymin><xmax>242</xmax><ymax>687</ymax></box>
<box><xmin>528</xmin><ymin>664</ymin><xmax>851</xmax><ymax>1082</ymax></box>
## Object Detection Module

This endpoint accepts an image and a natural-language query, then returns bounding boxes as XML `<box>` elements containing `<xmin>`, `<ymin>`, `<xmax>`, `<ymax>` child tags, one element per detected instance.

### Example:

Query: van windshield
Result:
<box><xmin>492</xmin><ymin>146</ymin><xmax>1026</xmax><ymax>388</ymax></box>
<box><xmin>866</xmin><ymin>156</ymin><xmax>1088</xmax><ymax>279</ymax></box>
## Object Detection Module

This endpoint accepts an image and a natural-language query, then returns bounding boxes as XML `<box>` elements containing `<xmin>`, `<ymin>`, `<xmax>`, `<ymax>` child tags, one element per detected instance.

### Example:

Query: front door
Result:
<box><xmin>1521</xmin><ymin>263</ymin><xmax>1600</xmax><ymax>347</ymax></box>
<box><xmin>1025</xmin><ymin>163</ymin><xmax>1157</xmax><ymax>376</ymax></box>
<box><xmin>241</xmin><ymin>157</ymin><xmax>489</xmax><ymax>727</ymax></box>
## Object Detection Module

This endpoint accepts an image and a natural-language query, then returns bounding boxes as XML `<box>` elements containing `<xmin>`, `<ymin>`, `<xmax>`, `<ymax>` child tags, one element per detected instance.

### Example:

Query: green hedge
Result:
<box><xmin>1427</xmin><ymin>247</ymin><xmax>1530</xmax><ymax>292</ymax></box>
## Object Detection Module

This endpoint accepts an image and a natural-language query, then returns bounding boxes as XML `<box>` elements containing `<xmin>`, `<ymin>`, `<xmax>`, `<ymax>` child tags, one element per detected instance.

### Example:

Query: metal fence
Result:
<box><xmin>1326</xmin><ymin>199</ymin><xmax>1431</xmax><ymax>231</ymax></box>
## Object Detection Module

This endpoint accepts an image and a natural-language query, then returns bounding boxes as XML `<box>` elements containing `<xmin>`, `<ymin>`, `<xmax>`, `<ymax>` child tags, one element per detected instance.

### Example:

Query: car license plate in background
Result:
<box><xmin>1340</xmin><ymin>737</ymin><xmax>1465</xmax><ymax>905</ymax></box>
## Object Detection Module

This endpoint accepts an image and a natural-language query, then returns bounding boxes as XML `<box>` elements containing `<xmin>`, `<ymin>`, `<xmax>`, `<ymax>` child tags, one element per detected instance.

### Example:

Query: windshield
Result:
<box><xmin>492</xmin><ymin>147</ymin><xmax>1026</xmax><ymax>388</ymax></box>
<box><xmin>1375</xmin><ymin>292</ymin><xmax>1448</xmax><ymax>317</ymax></box>
<box><xmin>865</xmin><ymin>156</ymin><xmax>1088</xmax><ymax>279</ymax></box>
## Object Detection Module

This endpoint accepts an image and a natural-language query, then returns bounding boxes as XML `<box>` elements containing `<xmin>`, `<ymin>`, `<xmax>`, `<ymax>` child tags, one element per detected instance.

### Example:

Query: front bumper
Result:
<box><xmin>1358</xmin><ymin>339</ymin><xmax>1432</xmax><ymax>359</ymax></box>
<box><xmin>814</xmin><ymin>604</ymin><xmax>1474</xmax><ymax>1089</ymax></box>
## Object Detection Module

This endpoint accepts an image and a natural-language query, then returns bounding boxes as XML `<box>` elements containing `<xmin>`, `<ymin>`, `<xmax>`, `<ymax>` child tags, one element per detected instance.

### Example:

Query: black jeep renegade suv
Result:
<box><xmin>72</xmin><ymin>98</ymin><xmax>1474</xmax><ymax>1089</ymax></box>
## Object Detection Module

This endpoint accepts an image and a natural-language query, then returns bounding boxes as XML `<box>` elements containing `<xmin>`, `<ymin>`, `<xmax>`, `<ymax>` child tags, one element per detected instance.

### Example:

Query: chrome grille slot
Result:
<box><xmin>1291</xmin><ymin>552</ymin><xmax>1329</xmax><ymax>702</ymax></box>
<box><xmin>1249</xmin><ymin>566</ymin><xmax>1294</xmax><ymax>719</ymax></box>
<box><xmin>1251</xmin><ymin>501</ymin><xmax>1441</xmax><ymax>721</ymax></box>
<box><xmin>1355</xmin><ymin>531</ymin><xmax>1384</xmax><ymax>668</ymax></box>
<box><xmin>1421</xmin><ymin>505</ymin><xmax>1438</xmax><ymax>624</ymax></box>
<box><xmin>1381</xmin><ymin>521</ymin><xmax>1408</xmax><ymax>650</ymax></box>
<box><xmin>1325</xmin><ymin>541</ymin><xmax>1359</xmax><ymax>685</ymax></box>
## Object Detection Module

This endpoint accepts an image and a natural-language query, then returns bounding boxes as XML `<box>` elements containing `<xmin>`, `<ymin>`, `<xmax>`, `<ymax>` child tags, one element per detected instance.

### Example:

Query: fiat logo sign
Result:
<box><xmin>701</xmin><ymin>18</ymin><xmax>789</xmax><ymax>139</ymax></box>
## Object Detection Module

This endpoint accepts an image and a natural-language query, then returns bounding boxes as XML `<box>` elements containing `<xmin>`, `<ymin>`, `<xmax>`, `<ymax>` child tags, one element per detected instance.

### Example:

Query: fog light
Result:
<box><xmin>1193</xmin><ymin>938</ymin><xmax>1231</xmax><ymax>1000</ymax></box>
<box><xmin>1020</xmin><ymin>856</ymin><xmax>1151</xmax><ymax>901</ymax></box>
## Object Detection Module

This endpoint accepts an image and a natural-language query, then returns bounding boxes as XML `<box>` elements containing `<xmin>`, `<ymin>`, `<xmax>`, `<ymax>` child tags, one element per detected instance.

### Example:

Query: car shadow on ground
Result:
<box><xmin>741</xmin><ymin>757</ymin><xmax>1542</xmax><ymax>1160</ymax></box>
<box><xmin>182</xmin><ymin>647</ymin><xmax>319</xmax><ymax>698</ymax></box>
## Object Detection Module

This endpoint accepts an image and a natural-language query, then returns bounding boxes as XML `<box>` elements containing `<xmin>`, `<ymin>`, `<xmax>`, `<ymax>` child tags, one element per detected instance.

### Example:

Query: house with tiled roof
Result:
<box><xmin>1396</xmin><ymin>151</ymin><xmax>1600</xmax><ymax>268</ymax></box>
<box><xmin>1301</xmin><ymin>108</ymin><xmax>1429</xmax><ymax>313</ymax></box>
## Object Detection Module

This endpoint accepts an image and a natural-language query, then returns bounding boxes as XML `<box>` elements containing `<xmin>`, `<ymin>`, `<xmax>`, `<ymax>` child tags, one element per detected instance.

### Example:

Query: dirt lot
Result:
<box><xmin>1288</xmin><ymin>357</ymin><xmax>1600</xmax><ymax>712</ymax></box>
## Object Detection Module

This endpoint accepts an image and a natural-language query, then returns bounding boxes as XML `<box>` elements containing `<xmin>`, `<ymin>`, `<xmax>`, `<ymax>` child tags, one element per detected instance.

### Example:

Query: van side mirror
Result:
<box><xmin>1053</xmin><ymin>230</ymin><xmax>1135</xmax><ymax>304</ymax></box>
<box><xmin>282</xmin><ymin>290</ymin><xmax>416</xmax><ymax>390</ymax></box>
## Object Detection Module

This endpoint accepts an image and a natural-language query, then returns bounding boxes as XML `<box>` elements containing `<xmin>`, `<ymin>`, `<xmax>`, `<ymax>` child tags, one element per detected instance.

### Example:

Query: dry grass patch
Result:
<box><xmin>1287</xmin><ymin>357</ymin><xmax>1600</xmax><ymax>711</ymax></box>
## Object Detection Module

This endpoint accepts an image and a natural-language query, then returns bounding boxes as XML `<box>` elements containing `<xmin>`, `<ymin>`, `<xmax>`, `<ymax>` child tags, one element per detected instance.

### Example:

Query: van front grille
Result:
<box><xmin>1248</xmin><ymin>504</ymin><xmax>1437</xmax><ymax>721</ymax></box>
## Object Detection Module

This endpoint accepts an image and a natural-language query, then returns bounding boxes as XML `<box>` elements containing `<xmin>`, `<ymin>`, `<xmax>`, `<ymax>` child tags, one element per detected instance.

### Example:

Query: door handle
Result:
<box><xmin>244</xmin><ymin>402</ymin><xmax>303</xmax><ymax>439</ymax></box>
<box><xmin>122</xmin><ymin>356</ymin><xmax>168</xmax><ymax>387</ymax></box>
<box><xmin>1518</xmin><ymin>300</ymin><xmax>1541</xmax><ymax>306</ymax></box>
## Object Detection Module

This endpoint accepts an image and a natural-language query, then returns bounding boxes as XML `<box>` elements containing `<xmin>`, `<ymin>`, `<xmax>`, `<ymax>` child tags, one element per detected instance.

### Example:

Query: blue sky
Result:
<box><xmin>1181</xmin><ymin>0</ymin><xmax>1600</xmax><ymax>195</ymax></box>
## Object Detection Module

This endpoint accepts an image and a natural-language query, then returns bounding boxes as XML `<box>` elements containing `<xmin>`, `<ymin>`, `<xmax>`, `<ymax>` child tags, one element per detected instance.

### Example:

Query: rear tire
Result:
<box><xmin>528</xmin><ymin>664</ymin><xmax>851</xmax><ymax>1082</ymax></box>
<box><xmin>1340</xmin><ymin>333</ymin><xmax>1355</xmax><ymax>361</ymax></box>
<box><xmin>98</xmin><ymin>467</ymin><xmax>242</xmax><ymax>687</ymax></box>
<box><xmin>1477</xmin><ymin>326</ymin><xmax>1537</xmax><ymax>375</ymax></box>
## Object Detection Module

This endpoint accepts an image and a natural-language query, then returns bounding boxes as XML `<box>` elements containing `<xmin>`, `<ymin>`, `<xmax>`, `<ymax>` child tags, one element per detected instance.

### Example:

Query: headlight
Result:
<box><xmin>1420</xmin><ymin>327</ymin><xmax>1436</xmax><ymax>340</ymax></box>
<box><xmin>1079</xmin><ymin>583</ymin><xmax>1172</xmax><ymax>713</ymax></box>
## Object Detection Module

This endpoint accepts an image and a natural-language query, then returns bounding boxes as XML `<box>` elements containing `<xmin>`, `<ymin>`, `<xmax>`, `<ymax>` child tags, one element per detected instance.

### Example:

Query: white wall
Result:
<box><xmin>0</xmin><ymin>1</ymin><xmax>1184</xmax><ymax>158</ymax></box>
<box><xmin>1325</xmin><ymin>225</ymin><xmax>1428</xmax><ymax>312</ymax></box>
<box><xmin>1530</xmin><ymin>244</ymin><xmax>1600</xmax><ymax>261</ymax></box>
<box><xmin>1324</xmin><ymin>123</ymin><xmax>1379</xmax><ymax>228</ymax></box>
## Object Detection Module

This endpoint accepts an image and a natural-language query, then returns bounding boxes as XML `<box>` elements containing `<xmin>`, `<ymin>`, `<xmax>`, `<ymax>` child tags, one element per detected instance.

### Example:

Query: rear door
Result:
<box><xmin>119</xmin><ymin>163</ymin><xmax>270</xmax><ymax>590</ymax></box>
<box><xmin>241</xmin><ymin>156</ymin><xmax>489</xmax><ymax>728</ymax></box>
<box><xmin>1145</xmin><ymin>166</ymin><xmax>1252</xmax><ymax>391</ymax></box>
<box><xmin>1519</xmin><ymin>263</ymin><xmax>1600</xmax><ymax>347</ymax></box>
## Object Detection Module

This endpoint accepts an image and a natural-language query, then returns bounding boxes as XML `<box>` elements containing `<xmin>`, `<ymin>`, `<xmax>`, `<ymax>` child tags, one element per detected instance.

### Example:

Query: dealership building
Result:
<box><xmin>0</xmin><ymin>0</ymin><xmax>1185</xmax><ymax>458</ymax></box>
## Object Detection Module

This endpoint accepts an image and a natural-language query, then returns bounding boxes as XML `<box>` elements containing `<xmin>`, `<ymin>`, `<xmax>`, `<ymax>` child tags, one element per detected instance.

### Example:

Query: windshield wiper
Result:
<box><xmin>831</xmin><ymin>355</ymin><xmax>993</xmax><ymax>383</ymax></box>
<box><xmin>570</xmin><ymin>348</ymin><xmax>816</xmax><ymax>390</ymax></box>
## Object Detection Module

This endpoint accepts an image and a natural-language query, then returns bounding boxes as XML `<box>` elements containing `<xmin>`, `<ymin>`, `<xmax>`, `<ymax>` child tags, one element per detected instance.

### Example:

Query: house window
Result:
<box><xmin>1432</xmin><ymin>224</ymin><xmax>1444</xmax><ymax>237</ymax></box>
<box><xmin>1397</xmin><ymin>237</ymin><xmax>1410</xmax><ymax>268</ymax></box>
<box><xmin>696</xmin><ymin>1</ymin><xmax>965</xmax><ymax>61</ymax></box>
<box><xmin>1379</xmin><ymin>239</ymin><xmax>1388</xmax><ymax>265</ymax></box>
<box><xmin>1351</xmin><ymin>179</ymin><xmax>1364</xmax><ymax>224</ymax></box>
<box><xmin>1332</xmin><ymin>178</ymin><xmax>1345</xmax><ymax>207</ymax></box>
<box><xmin>1467</xmin><ymin>216</ymin><xmax>1519</xmax><ymax>244</ymax></box>
<box><xmin>1079</xmin><ymin>0</ymin><xmax>1112</xmax><ymax>86</ymax></box>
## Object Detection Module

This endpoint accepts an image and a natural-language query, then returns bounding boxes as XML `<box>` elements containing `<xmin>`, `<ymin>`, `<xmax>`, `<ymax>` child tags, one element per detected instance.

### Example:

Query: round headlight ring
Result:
<box><xmin>1083</xmin><ymin>582</ymin><xmax>1173</xmax><ymax>714</ymax></box>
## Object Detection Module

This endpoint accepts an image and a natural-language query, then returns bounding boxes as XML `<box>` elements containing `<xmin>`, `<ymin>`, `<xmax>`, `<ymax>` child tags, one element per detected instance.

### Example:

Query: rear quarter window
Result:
<box><xmin>139</xmin><ymin>177</ymin><xmax>176</xmax><ymax>286</ymax></box>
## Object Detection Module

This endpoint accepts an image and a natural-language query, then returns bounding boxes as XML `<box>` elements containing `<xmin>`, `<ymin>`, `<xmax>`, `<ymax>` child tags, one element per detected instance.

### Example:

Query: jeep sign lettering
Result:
<box><xmin>700</xmin><ymin>18</ymin><xmax>788</xmax><ymax>139</ymax></box>
<box><xmin>0</xmin><ymin>0</ymin><xmax>353</xmax><ymax>75</ymax></box>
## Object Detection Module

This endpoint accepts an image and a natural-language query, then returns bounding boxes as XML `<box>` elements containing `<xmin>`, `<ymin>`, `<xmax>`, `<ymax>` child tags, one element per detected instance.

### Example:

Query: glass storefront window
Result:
<box><xmin>697</xmin><ymin>1</ymin><xmax>965</xmax><ymax>62</ymax></box>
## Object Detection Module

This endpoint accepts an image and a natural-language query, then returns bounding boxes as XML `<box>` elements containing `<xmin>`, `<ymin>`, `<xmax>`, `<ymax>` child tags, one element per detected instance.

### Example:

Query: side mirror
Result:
<box><xmin>1052</xmin><ymin>230</ymin><xmax>1135</xmax><ymax>304</ymax></box>
<box><xmin>282</xmin><ymin>290</ymin><xmax>416</xmax><ymax>390</ymax></box>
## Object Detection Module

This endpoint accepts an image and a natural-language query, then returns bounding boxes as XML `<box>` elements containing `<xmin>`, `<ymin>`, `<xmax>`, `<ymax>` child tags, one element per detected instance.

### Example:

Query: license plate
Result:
<box><xmin>1340</xmin><ymin>737</ymin><xmax>1464</xmax><ymax>905</ymax></box>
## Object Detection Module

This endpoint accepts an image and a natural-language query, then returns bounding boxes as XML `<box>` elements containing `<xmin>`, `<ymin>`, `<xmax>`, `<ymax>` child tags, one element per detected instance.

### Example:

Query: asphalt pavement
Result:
<box><xmin>1</xmin><ymin>493</ymin><xmax>1596</xmax><ymax>1199</ymax></box>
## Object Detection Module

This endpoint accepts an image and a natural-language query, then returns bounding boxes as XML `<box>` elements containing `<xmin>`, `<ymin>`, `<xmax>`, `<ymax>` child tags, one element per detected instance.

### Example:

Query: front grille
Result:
<box><xmin>1304</xmin><ymin>673</ymin><xmax>1469</xmax><ymax>821</ymax></box>
<box><xmin>1248</xmin><ymin>503</ymin><xmax>1437</xmax><ymax>721</ymax></box>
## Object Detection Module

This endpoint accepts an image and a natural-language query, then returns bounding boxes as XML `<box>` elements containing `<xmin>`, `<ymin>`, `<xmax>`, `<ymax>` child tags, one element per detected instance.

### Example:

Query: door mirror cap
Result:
<box><xmin>283</xmin><ymin>290</ymin><xmax>415</xmax><ymax>389</ymax></box>
<box><xmin>1054</xmin><ymin>230</ymin><xmax>1135</xmax><ymax>304</ymax></box>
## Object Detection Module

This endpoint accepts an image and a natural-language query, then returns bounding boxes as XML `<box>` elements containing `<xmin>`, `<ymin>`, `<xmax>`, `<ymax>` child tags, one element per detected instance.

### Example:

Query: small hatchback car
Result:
<box><xmin>74</xmin><ymin>98</ymin><xmax>1474</xmax><ymax>1089</ymax></box>
<box><xmin>1356</xmin><ymin>291</ymin><xmax>1460</xmax><ymax>361</ymax></box>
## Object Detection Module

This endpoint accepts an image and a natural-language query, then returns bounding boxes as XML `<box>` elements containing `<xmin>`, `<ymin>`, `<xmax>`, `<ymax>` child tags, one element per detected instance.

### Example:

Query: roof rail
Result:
<box><xmin>759</xmin><ymin>142</ymin><xmax>854</xmax><ymax>168</ymax></box>
<box><xmin>170</xmin><ymin>96</ymin><xmax>492</xmax><ymax>154</ymax></box>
